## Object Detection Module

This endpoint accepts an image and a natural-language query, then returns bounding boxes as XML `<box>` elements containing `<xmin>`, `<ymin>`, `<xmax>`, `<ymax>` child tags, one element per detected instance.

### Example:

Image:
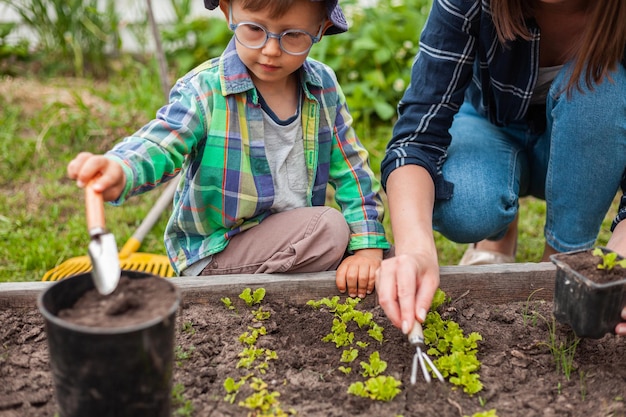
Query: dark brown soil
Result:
<box><xmin>1</xmin><ymin>287</ymin><xmax>625</xmax><ymax>417</ymax></box>
<box><xmin>556</xmin><ymin>249</ymin><xmax>626</xmax><ymax>284</ymax></box>
<box><xmin>58</xmin><ymin>275</ymin><xmax>178</xmax><ymax>328</ymax></box>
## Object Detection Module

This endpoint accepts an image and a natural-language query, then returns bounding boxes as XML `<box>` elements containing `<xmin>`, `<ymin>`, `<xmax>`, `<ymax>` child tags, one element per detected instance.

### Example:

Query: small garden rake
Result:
<box><xmin>408</xmin><ymin>322</ymin><xmax>445</xmax><ymax>384</ymax></box>
<box><xmin>42</xmin><ymin>179</ymin><xmax>177</xmax><ymax>281</ymax></box>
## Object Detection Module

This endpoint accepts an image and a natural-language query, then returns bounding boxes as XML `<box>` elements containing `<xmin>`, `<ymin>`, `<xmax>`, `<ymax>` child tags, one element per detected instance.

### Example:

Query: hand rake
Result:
<box><xmin>42</xmin><ymin>179</ymin><xmax>178</xmax><ymax>281</ymax></box>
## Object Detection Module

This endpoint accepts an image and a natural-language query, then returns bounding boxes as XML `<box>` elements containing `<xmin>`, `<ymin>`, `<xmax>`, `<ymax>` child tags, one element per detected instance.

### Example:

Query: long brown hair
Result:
<box><xmin>490</xmin><ymin>0</ymin><xmax>626</xmax><ymax>94</ymax></box>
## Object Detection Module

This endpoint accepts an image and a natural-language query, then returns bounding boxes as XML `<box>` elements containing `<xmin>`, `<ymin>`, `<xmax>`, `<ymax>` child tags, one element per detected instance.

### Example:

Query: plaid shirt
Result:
<box><xmin>382</xmin><ymin>0</ymin><xmax>626</xmax><ymax>208</ymax></box>
<box><xmin>106</xmin><ymin>39</ymin><xmax>389</xmax><ymax>274</ymax></box>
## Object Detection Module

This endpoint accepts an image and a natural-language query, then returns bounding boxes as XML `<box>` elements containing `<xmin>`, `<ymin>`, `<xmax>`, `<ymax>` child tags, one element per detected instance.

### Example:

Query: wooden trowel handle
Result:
<box><xmin>85</xmin><ymin>184</ymin><xmax>106</xmax><ymax>231</ymax></box>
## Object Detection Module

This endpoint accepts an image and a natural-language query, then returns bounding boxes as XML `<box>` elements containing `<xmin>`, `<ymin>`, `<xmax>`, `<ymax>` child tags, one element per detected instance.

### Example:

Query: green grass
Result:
<box><xmin>0</xmin><ymin>69</ymin><xmax>618</xmax><ymax>282</ymax></box>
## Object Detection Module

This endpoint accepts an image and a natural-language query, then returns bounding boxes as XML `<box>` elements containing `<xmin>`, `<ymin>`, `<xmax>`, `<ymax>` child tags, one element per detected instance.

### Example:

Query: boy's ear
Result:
<box><xmin>320</xmin><ymin>19</ymin><xmax>334</xmax><ymax>36</ymax></box>
<box><xmin>218</xmin><ymin>0</ymin><xmax>229</xmax><ymax>19</ymax></box>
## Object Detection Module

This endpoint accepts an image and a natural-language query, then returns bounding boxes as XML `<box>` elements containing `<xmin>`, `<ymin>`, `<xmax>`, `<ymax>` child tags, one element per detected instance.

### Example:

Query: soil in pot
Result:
<box><xmin>552</xmin><ymin>248</ymin><xmax>626</xmax><ymax>339</ymax></box>
<box><xmin>38</xmin><ymin>272</ymin><xmax>179</xmax><ymax>417</ymax></box>
<box><xmin>557</xmin><ymin>249</ymin><xmax>626</xmax><ymax>284</ymax></box>
<box><xmin>2</xmin><ymin>287</ymin><xmax>626</xmax><ymax>417</ymax></box>
<box><xmin>57</xmin><ymin>275</ymin><xmax>178</xmax><ymax>327</ymax></box>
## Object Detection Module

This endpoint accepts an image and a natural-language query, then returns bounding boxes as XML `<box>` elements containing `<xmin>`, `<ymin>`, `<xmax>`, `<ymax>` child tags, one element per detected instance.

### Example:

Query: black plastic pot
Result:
<box><xmin>551</xmin><ymin>247</ymin><xmax>626</xmax><ymax>339</ymax></box>
<box><xmin>37</xmin><ymin>271</ymin><xmax>180</xmax><ymax>417</ymax></box>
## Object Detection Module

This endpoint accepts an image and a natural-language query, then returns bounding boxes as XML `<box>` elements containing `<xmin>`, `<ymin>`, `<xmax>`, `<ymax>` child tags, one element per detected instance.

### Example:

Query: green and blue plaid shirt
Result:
<box><xmin>106</xmin><ymin>39</ymin><xmax>389</xmax><ymax>274</ymax></box>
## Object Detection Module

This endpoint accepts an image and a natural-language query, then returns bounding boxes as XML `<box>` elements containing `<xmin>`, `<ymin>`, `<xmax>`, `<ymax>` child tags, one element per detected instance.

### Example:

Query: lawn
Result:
<box><xmin>1</xmin><ymin>73</ymin><xmax>618</xmax><ymax>283</ymax></box>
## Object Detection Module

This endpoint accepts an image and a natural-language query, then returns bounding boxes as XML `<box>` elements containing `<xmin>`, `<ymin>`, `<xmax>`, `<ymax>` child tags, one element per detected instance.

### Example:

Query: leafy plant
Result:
<box><xmin>238</xmin><ymin>377</ymin><xmax>292</xmax><ymax>417</ymax></box>
<box><xmin>347</xmin><ymin>375</ymin><xmax>402</xmax><ymax>402</ymax></box>
<box><xmin>341</xmin><ymin>348</ymin><xmax>359</xmax><ymax>363</ymax></box>
<box><xmin>175</xmin><ymin>345</ymin><xmax>195</xmax><ymax>366</ymax></box>
<box><xmin>239</xmin><ymin>287</ymin><xmax>266</xmax><ymax>307</ymax></box>
<box><xmin>544</xmin><ymin>317</ymin><xmax>580</xmax><ymax>381</ymax></box>
<box><xmin>221</xmin><ymin>297</ymin><xmax>236</xmax><ymax>311</ymax></box>
<box><xmin>338</xmin><ymin>366</ymin><xmax>352</xmax><ymax>375</ymax></box>
<box><xmin>521</xmin><ymin>288</ymin><xmax>545</xmax><ymax>327</ymax></box>
<box><xmin>171</xmin><ymin>382</ymin><xmax>194</xmax><ymax>416</ymax></box>
<box><xmin>423</xmin><ymin>307</ymin><xmax>484</xmax><ymax>394</ymax></box>
<box><xmin>181</xmin><ymin>321</ymin><xmax>195</xmax><ymax>334</ymax></box>
<box><xmin>593</xmin><ymin>247</ymin><xmax>626</xmax><ymax>271</ymax></box>
<box><xmin>1</xmin><ymin>0</ymin><xmax>121</xmax><ymax>77</ymax></box>
<box><xmin>310</xmin><ymin>0</ymin><xmax>432</xmax><ymax>127</ymax></box>
<box><xmin>223</xmin><ymin>376</ymin><xmax>247</xmax><ymax>404</ymax></box>
<box><xmin>359</xmin><ymin>351</ymin><xmax>387</xmax><ymax>377</ymax></box>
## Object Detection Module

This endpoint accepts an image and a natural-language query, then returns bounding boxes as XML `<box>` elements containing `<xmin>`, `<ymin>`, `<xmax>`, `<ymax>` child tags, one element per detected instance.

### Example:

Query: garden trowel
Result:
<box><xmin>85</xmin><ymin>183</ymin><xmax>120</xmax><ymax>295</ymax></box>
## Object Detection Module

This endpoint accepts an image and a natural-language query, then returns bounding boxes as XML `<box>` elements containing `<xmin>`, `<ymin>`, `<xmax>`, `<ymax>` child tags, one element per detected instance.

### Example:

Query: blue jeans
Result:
<box><xmin>433</xmin><ymin>64</ymin><xmax>626</xmax><ymax>252</ymax></box>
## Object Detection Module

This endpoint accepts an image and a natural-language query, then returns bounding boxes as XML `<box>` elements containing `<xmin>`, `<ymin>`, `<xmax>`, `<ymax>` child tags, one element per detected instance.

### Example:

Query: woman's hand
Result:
<box><xmin>375</xmin><ymin>251</ymin><xmax>440</xmax><ymax>334</ymax></box>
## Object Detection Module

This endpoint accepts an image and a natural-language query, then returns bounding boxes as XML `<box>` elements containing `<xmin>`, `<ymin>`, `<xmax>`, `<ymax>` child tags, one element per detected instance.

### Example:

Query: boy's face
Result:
<box><xmin>222</xmin><ymin>0</ymin><xmax>330</xmax><ymax>90</ymax></box>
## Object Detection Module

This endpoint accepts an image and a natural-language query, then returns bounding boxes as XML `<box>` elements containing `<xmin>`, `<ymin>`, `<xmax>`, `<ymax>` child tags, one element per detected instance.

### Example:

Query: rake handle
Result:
<box><xmin>85</xmin><ymin>184</ymin><xmax>106</xmax><ymax>232</ymax></box>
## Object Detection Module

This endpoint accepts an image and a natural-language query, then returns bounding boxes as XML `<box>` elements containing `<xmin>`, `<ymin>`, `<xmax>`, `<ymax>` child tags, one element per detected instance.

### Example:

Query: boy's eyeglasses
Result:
<box><xmin>229</xmin><ymin>5</ymin><xmax>324</xmax><ymax>56</ymax></box>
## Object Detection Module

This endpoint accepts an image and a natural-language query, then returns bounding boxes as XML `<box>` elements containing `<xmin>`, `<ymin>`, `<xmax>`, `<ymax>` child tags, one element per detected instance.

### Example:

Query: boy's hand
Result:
<box><xmin>67</xmin><ymin>152</ymin><xmax>126</xmax><ymax>201</ymax></box>
<box><xmin>336</xmin><ymin>248</ymin><xmax>383</xmax><ymax>298</ymax></box>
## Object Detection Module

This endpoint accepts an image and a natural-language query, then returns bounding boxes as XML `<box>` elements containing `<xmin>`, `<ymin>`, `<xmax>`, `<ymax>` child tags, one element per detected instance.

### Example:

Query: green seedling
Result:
<box><xmin>338</xmin><ymin>366</ymin><xmax>352</xmax><ymax>375</ymax></box>
<box><xmin>252</xmin><ymin>306</ymin><xmax>271</xmax><ymax>321</ymax></box>
<box><xmin>239</xmin><ymin>326</ymin><xmax>267</xmax><ymax>346</ymax></box>
<box><xmin>534</xmin><ymin>312</ymin><xmax>580</xmax><ymax>380</ymax></box>
<box><xmin>238</xmin><ymin>377</ymin><xmax>291</xmax><ymax>417</ymax></box>
<box><xmin>423</xmin><ymin>311</ymin><xmax>483</xmax><ymax>394</ymax></box>
<box><xmin>175</xmin><ymin>345</ymin><xmax>196</xmax><ymax>366</ymax></box>
<box><xmin>223</xmin><ymin>376</ymin><xmax>247</xmax><ymax>404</ymax></box>
<box><xmin>221</xmin><ymin>297</ymin><xmax>236</xmax><ymax>311</ymax></box>
<box><xmin>181</xmin><ymin>321</ymin><xmax>195</xmax><ymax>334</ymax></box>
<box><xmin>340</xmin><ymin>348</ymin><xmax>359</xmax><ymax>363</ymax></box>
<box><xmin>521</xmin><ymin>288</ymin><xmax>544</xmax><ymax>327</ymax></box>
<box><xmin>236</xmin><ymin>346</ymin><xmax>265</xmax><ymax>369</ymax></box>
<box><xmin>172</xmin><ymin>382</ymin><xmax>194</xmax><ymax>417</ymax></box>
<box><xmin>239</xmin><ymin>287</ymin><xmax>266</xmax><ymax>306</ymax></box>
<box><xmin>579</xmin><ymin>370</ymin><xmax>587</xmax><ymax>401</ymax></box>
<box><xmin>322</xmin><ymin>318</ymin><xmax>355</xmax><ymax>348</ymax></box>
<box><xmin>360</xmin><ymin>351</ymin><xmax>387</xmax><ymax>377</ymax></box>
<box><xmin>593</xmin><ymin>247</ymin><xmax>626</xmax><ymax>270</ymax></box>
<box><xmin>367</xmin><ymin>322</ymin><xmax>384</xmax><ymax>343</ymax></box>
<box><xmin>347</xmin><ymin>375</ymin><xmax>402</xmax><ymax>402</ymax></box>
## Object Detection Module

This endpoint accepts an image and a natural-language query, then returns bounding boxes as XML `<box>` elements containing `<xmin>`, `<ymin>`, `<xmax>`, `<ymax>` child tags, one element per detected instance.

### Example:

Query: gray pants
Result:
<box><xmin>198</xmin><ymin>206</ymin><xmax>350</xmax><ymax>275</ymax></box>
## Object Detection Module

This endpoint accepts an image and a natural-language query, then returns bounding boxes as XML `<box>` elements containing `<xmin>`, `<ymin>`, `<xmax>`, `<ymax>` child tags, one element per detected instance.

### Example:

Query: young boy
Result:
<box><xmin>67</xmin><ymin>0</ymin><xmax>389</xmax><ymax>298</ymax></box>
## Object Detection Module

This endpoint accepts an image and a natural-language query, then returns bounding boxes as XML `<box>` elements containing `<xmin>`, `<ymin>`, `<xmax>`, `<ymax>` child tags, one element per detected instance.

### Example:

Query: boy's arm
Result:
<box><xmin>105</xmin><ymin>78</ymin><xmax>208</xmax><ymax>204</ymax></box>
<box><xmin>328</xmin><ymin>94</ymin><xmax>389</xmax><ymax>252</ymax></box>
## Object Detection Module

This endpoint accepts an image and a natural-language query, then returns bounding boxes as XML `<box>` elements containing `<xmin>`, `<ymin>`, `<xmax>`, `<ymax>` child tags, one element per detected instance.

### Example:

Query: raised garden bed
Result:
<box><xmin>1</xmin><ymin>263</ymin><xmax>625</xmax><ymax>417</ymax></box>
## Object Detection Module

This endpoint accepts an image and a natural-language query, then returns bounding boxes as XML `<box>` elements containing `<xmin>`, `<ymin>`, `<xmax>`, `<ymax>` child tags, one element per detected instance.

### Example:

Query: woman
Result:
<box><xmin>377</xmin><ymin>0</ymin><xmax>626</xmax><ymax>336</ymax></box>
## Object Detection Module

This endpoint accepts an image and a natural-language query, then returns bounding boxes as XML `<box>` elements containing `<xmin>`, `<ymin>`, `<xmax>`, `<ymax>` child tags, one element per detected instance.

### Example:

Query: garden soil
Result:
<box><xmin>1</xmin><ymin>278</ymin><xmax>625</xmax><ymax>417</ymax></box>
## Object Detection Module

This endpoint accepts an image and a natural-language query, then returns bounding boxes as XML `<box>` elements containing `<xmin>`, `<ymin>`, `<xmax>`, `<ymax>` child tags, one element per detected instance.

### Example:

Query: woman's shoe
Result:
<box><xmin>459</xmin><ymin>244</ymin><xmax>515</xmax><ymax>265</ymax></box>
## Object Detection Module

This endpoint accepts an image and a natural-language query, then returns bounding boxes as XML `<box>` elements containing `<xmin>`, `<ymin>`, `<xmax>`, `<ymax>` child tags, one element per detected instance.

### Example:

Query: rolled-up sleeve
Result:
<box><xmin>611</xmin><ymin>173</ymin><xmax>626</xmax><ymax>231</ymax></box>
<box><xmin>380</xmin><ymin>0</ymin><xmax>481</xmax><ymax>200</ymax></box>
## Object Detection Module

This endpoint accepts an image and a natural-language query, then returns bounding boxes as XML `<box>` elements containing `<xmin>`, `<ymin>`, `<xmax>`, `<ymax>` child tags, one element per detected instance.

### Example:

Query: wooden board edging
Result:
<box><xmin>0</xmin><ymin>262</ymin><xmax>556</xmax><ymax>310</ymax></box>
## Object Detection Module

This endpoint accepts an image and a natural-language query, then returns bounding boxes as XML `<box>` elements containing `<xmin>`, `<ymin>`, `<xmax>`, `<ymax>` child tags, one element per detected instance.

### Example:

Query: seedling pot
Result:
<box><xmin>551</xmin><ymin>247</ymin><xmax>626</xmax><ymax>339</ymax></box>
<box><xmin>37</xmin><ymin>271</ymin><xmax>180</xmax><ymax>417</ymax></box>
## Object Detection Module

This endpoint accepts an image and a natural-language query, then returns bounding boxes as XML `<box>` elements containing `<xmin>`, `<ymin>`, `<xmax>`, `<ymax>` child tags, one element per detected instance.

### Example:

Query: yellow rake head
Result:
<box><xmin>42</xmin><ymin>253</ymin><xmax>175</xmax><ymax>281</ymax></box>
<box><xmin>43</xmin><ymin>237</ymin><xmax>175</xmax><ymax>282</ymax></box>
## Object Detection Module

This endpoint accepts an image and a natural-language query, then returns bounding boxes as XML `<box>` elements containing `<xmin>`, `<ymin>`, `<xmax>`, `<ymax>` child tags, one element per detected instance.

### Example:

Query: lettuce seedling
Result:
<box><xmin>424</xmin><ymin>311</ymin><xmax>483</xmax><ymax>394</ymax></box>
<box><xmin>221</xmin><ymin>297</ymin><xmax>236</xmax><ymax>311</ymax></box>
<box><xmin>223</xmin><ymin>376</ymin><xmax>247</xmax><ymax>404</ymax></box>
<box><xmin>348</xmin><ymin>375</ymin><xmax>402</xmax><ymax>402</ymax></box>
<box><xmin>341</xmin><ymin>348</ymin><xmax>359</xmax><ymax>363</ymax></box>
<box><xmin>360</xmin><ymin>352</ymin><xmax>387</xmax><ymax>377</ymax></box>
<box><xmin>239</xmin><ymin>287</ymin><xmax>266</xmax><ymax>306</ymax></box>
<box><xmin>593</xmin><ymin>247</ymin><xmax>626</xmax><ymax>271</ymax></box>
